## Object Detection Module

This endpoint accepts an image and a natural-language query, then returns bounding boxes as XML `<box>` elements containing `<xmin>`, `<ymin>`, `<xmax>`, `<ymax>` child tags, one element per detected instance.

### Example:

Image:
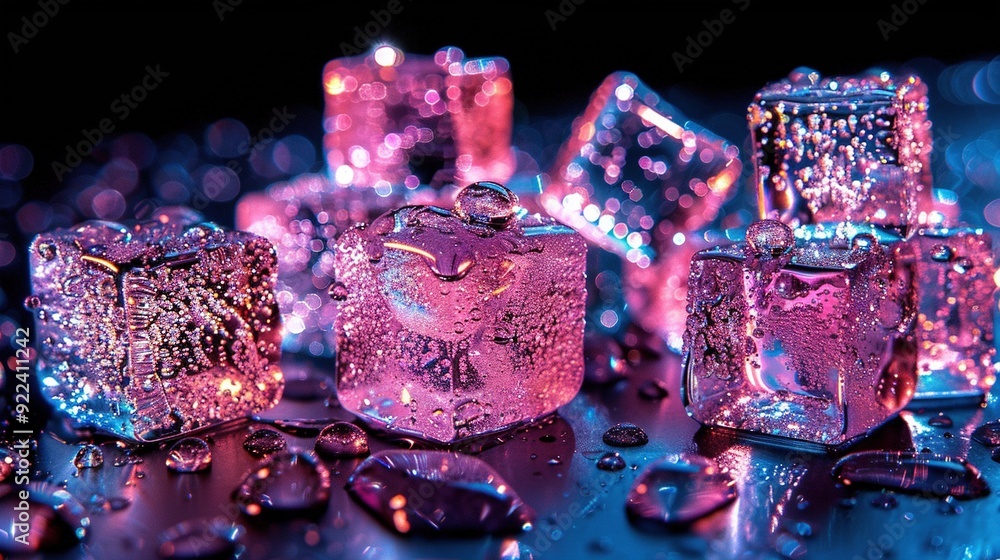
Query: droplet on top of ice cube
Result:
<box><xmin>166</xmin><ymin>437</ymin><xmax>212</xmax><ymax>473</ymax></box>
<box><xmin>832</xmin><ymin>451</ymin><xmax>989</xmax><ymax>499</ymax></box>
<box><xmin>346</xmin><ymin>450</ymin><xmax>535</xmax><ymax>535</ymax></box>
<box><xmin>453</xmin><ymin>181</ymin><xmax>518</xmax><ymax>227</ymax></box>
<box><xmin>746</xmin><ymin>219</ymin><xmax>794</xmax><ymax>258</ymax></box>
<box><xmin>625</xmin><ymin>455</ymin><xmax>737</xmax><ymax>530</ymax></box>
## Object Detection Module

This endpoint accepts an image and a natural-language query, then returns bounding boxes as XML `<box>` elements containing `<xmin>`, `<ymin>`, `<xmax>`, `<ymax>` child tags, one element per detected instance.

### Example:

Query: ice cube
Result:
<box><xmin>323</xmin><ymin>46</ymin><xmax>515</xmax><ymax>195</ymax></box>
<box><xmin>539</xmin><ymin>72</ymin><xmax>742</xmax><ymax>343</ymax></box>
<box><xmin>27</xmin><ymin>207</ymin><xmax>283</xmax><ymax>442</ymax></box>
<box><xmin>682</xmin><ymin>220</ymin><xmax>917</xmax><ymax>447</ymax></box>
<box><xmin>749</xmin><ymin>68</ymin><xmax>934</xmax><ymax>233</ymax></box>
<box><xmin>334</xmin><ymin>182</ymin><xmax>586</xmax><ymax>443</ymax></box>
<box><xmin>908</xmin><ymin>226</ymin><xmax>997</xmax><ymax>400</ymax></box>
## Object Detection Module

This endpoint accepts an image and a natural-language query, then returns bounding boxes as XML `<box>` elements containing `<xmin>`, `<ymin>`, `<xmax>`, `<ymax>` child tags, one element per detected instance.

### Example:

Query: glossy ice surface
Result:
<box><xmin>749</xmin><ymin>68</ymin><xmax>934</xmax><ymax>232</ymax></box>
<box><xmin>334</xmin><ymin>183</ymin><xmax>586</xmax><ymax>443</ymax></box>
<box><xmin>908</xmin><ymin>226</ymin><xmax>997</xmax><ymax>400</ymax></box>
<box><xmin>682</xmin><ymin>221</ymin><xmax>917</xmax><ymax>447</ymax></box>
<box><xmin>323</xmin><ymin>46</ymin><xmax>514</xmax><ymax>195</ymax></box>
<box><xmin>27</xmin><ymin>207</ymin><xmax>283</xmax><ymax>442</ymax></box>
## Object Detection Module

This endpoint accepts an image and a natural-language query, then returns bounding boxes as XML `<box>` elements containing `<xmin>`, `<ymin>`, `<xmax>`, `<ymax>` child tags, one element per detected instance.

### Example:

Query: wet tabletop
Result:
<box><xmin>20</xmin><ymin>350</ymin><xmax>1000</xmax><ymax>560</ymax></box>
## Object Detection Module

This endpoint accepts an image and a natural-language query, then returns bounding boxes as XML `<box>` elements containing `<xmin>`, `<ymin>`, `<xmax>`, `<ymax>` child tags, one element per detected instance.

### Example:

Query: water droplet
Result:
<box><xmin>746</xmin><ymin>219</ymin><xmax>794</xmax><ymax>258</ymax></box>
<box><xmin>329</xmin><ymin>282</ymin><xmax>349</xmax><ymax>301</ymax></box>
<box><xmin>927</xmin><ymin>414</ymin><xmax>953</xmax><ymax>428</ymax></box>
<box><xmin>234</xmin><ymin>451</ymin><xmax>331</xmax><ymax>517</ymax></box>
<box><xmin>346</xmin><ymin>450</ymin><xmax>535</xmax><ymax>535</ymax></box>
<box><xmin>952</xmin><ymin>257</ymin><xmax>973</xmax><ymax>274</ymax></box>
<box><xmin>851</xmin><ymin>233</ymin><xmax>879</xmax><ymax>252</ymax></box>
<box><xmin>242</xmin><ymin>429</ymin><xmax>286</xmax><ymax>456</ymax></box>
<box><xmin>929</xmin><ymin>244</ymin><xmax>954</xmax><ymax>262</ymax></box>
<box><xmin>795</xmin><ymin>522</ymin><xmax>813</xmax><ymax>537</ymax></box>
<box><xmin>74</xmin><ymin>444</ymin><xmax>104</xmax><ymax>469</ymax></box>
<box><xmin>626</xmin><ymin>455</ymin><xmax>737</xmax><ymax>529</ymax></box>
<box><xmin>588</xmin><ymin>536</ymin><xmax>614</xmax><ymax>553</ymax></box>
<box><xmin>23</xmin><ymin>295</ymin><xmax>40</xmax><ymax>310</ymax></box>
<box><xmin>87</xmin><ymin>494</ymin><xmax>132</xmax><ymax>513</ymax></box>
<box><xmin>596</xmin><ymin>452</ymin><xmax>626</xmax><ymax>472</ymax></box>
<box><xmin>871</xmin><ymin>491</ymin><xmax>898</xmax><ymax>509</ymax></box>
<box><xmin>166</xmin><ymin>437</ymin><xmax>212</xmax><ymax>473</ymax></box>
<box><xmin>315</xmin><ymin>422</ymin><xmax>370</xmax><ymax>459</ymax></box>
<box><xmin>256</xmin><ymin>417</ymin><xmax>337</xmax><ymax>437</ymax></box>
<box><xmin>938</xmin><ymin>495</ymin><xmax>963</xmax><ymax>515</ymax></box>
<box><xmin>538</xmin><ymin>435</ymin><xmax>556</xmax><ymax>443</ymax></box>
<box><xmin>158</xmin><ymin>519</ymin><xmax>241</xmax><ymax>560</ymax></box>
<box><xmin>833</xmin><ymin>451</ymin><xmax>989</xmax><ymax>499</ymax></box>
<box><xmin>638</xmin><ymin>379</ymin><xmax>670</xmax><ymax>400</ymax></box>
<box><xmin>603</xmin><ymin>423</ymin><xmax>649</xmax><ymax>447</ymax></box>
<box><xmin>0</xmin><ymin>483</ymin><xmax>89</xmax><ymax>553</ymax></box>
<box><xmin>453</xmin><ymin>181</ymin><xmax>518</xmax><ymax>227</ymax></box>
<box><xmin>971</xmin><ymin>420</ymin><xmax>1000</xmax><ymax>446</ymax></box>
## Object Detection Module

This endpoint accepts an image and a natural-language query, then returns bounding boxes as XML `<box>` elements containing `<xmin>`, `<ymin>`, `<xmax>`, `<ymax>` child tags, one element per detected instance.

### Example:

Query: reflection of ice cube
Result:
<box><xmin>908</xmin><ymin>227</ymin><xmax>997</xmax><ymax>400</ymax></box>
<box><xmin>682</xmin><ymin>221</ymin><xmax>917</xmax><ymax>447</ymax></box>
<box><xmin>28</xmin><ymin>207</ymin><xmax>283</xmax><ymax>442</ymax></box>
<box><xmin>335</xmin><ymin>184</ymin><xmax>586</xmax><ymax>443</ymax></box>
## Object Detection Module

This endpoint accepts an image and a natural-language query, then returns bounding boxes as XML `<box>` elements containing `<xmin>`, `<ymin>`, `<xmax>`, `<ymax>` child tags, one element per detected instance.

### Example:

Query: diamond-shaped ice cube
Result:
<box><xmin>334</xmin><ymin>182</ymin><xmax>586</xmax><ymax>443</ymax></box>
<box><xmin>27</xmin><ymin>207</ymin><xmax>283</xmax><ymax>442</ymax></box>
<box><xmin>682</xmin><ymin>220</ymin><xmax>917</xmax><ymax>447</ymax></box>
<box><xmin>539</xmin><ymin>72</ymin><xmax>742</xmax><ymax>343</ymax></box>
<box><xmin>749</xmin><ymin>68</ymin><xmax>934</xmax><ymax>233</ymax></box>
<box><xmin>907</xmin><ymin>226</ymin><xmax>997</xmax><ymax>400</ymax></box>
<box><xmin>323</xmin><ymin>46</ymin><xmax>515</xmax><ymax>196</ymax></box>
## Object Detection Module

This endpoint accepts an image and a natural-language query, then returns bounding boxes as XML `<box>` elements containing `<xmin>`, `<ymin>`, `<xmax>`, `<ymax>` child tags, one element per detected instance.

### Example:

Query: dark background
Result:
<box><xmin>2</xmin><ymin>0</ymin><xmax>998</xmax><ymax>200</ymax></box>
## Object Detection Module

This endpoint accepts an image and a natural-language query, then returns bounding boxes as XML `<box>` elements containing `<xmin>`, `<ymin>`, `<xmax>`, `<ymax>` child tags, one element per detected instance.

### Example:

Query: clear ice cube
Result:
<box><xmin>749</xmin><ymin>68</ymin><xmax>934</xmax><ymax>233</ymax></box>
<box><xmin>323</xmin><ymin>46</ymin><xmax>515</xmax><ymax>194</ymax></box>
<box><xmin>27</xmin><ymin>207</ymin><xmax>283</xmax><ymax>442</ymax></box>
<box><xmin>907</xmin><ymin>226</ymin><xmax>997</xmax><ymax>400</ymax></box>
<box><xmin>334</xmin><ymin>182</ymin><xmax>586</xmax><ymax>443</ymax></box>
<box><xmin>682</xmin><ymin>220</ymin><xmax>917</xmax><ymax>447</ymax></box>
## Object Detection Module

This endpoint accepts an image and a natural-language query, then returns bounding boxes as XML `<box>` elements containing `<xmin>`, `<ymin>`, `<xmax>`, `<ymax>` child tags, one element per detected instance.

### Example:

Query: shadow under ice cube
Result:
<box><xmin>334</xmin><ymin>182</ymin><xmax>586</xmax><ymax>443</ymax></box>
<box><xmin>682</xmin><ymin>220</ymin><xmax>917</xmax><ymax>447</ymax></box>
<box><xmin>27</xmin><ymin>208</ymin><xmax>284</xmax><ymax>442</ymax></box>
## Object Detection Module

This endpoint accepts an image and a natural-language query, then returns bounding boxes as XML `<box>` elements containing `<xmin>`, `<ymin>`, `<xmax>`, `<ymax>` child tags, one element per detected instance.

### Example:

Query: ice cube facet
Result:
<box><xmin>682</xmin><ymin>220</ymin><xmax>917</xmax><ymax>447</ymax></box>
<box><xmin>323</xmin><ymin>46</ymin><xmax>515</xmax><ymax>196</ymax></box>
<box><xmin>908</xmin><ymin>226</ymin><xmax>997</xmax><ymax>400</ymax></box>
<box><xmin>749</xmin><ymin>68</ymin><xmax>934</xmax><ymax>233</ymax></box>
<box><xmin>334</xmin><ymin>182</ymin><xmax>586</xmax><ymax>443</ymax></box>
<box><xmin>27</xmin><ymin>208</ymin><xmax>283</xmax><ymax>442</ymax></box>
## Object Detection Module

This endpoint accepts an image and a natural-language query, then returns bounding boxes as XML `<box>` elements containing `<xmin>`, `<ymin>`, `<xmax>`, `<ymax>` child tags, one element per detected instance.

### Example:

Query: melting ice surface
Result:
<box><xmin>832</xmin><ymin>451</ymin><xmax>990</xmax><ymax>499</ymax></box>
<box><xmin>346</xmin><ymin>450</ymin><xmax>535</xmax><ymax>535</ymax></box>
<box><xmin>234</xmin><ymin>451</ymin><xmax>331</xmax><ymax>517</ymax></box>
<box><xmin>626</xmin><ymin>455</ymin><xmax>737</xmax><ymax>530</ymax></box>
